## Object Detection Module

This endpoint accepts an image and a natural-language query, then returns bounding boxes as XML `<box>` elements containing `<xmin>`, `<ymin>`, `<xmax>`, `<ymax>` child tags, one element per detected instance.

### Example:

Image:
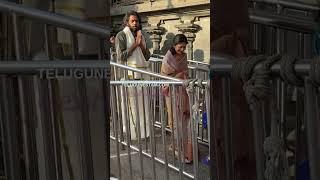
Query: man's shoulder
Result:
<box><xmin>116</xmin><ymin>31</ymin><xmax>126</xmax><ymax>39</ymax></box>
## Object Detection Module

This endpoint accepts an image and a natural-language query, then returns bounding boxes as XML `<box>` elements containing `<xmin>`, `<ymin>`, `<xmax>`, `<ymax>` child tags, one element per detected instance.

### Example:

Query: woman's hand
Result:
<box><xmin>162</xmin><ymin>86</ymin><xmax>169</xmax><ymax>96</ymax></box>
<box><xmin>175</xmin><ymin>71</ymin><xmax>188</xmax><ymax>79</ymax></box>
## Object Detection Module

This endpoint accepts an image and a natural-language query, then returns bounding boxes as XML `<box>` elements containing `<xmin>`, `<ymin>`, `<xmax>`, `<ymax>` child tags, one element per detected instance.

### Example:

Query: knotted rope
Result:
<box><xmin>184</xmin><ymin>78</ymin><xmax>206</xmax><ymax>133</ymax></box>
<box><xmin>264</xmin><ymin>136</ymin><xmax>289</xmax><ymax>180</ymax></box>
<box><xmin>232</xmin><ymin>54</ymin><xmax>289</xmax><ymax>179</ymax></box>
<box><xmin>232</xmin><ymin>54</ymin><xmax>276</xmax><ymax>109</ymax></box>
<box><xmin>280</xmin><ymin>55</ymin><xmax>304</xmax><ymax>87</ymax></box>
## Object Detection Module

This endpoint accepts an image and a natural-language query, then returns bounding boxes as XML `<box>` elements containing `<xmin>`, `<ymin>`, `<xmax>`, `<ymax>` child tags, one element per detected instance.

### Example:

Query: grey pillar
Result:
<box><xmin>145</xmin><ymin>26</ymin><xmax>165</xmax><ymax>54</ymax></box>
<box><xmin>175</xmin><ymin>22</ymin><xmax>200</xmax><ymax>60</ymax></box>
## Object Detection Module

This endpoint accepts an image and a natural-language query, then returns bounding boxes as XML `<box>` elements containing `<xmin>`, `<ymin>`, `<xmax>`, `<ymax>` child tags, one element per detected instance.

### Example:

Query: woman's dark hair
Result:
<box><xmin>170</xmin><ymin>34</ymin><xmax>188</xmax><ymax>55</ymax></box>
<box><xmin>122</xmin><ymin>10</ymin><xmax>142</xmax><ymax>30</ymax></box>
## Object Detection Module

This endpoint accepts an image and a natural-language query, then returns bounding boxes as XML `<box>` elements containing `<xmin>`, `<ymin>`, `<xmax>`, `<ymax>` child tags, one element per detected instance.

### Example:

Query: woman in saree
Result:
<box><xmin>161</xmin><ymin>34</ymin><xmax>193</xmax><ymax>163</ymax></box>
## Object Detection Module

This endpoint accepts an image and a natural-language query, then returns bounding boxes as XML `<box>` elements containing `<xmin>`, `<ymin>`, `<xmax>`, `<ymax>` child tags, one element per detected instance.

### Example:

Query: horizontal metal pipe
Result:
<box><xmin>150</xmin><ymin>55</ymin><xmax>215</xmax><ymax>65</ymax></box>
<box><xmin>186</xmin><ymin>66</ymin><xmax>209</xmax><ymax>71</ymax></box>
<box><xmin>251</xmin><ymin>0</ymin><xmax>320</xmax><ymax>10</ymax></box>
<box><xmin>249</xmin><ymin>9</ymin><xmax>317</xmax><ymax>33</ymax></box>
<box><xmin>0</xmin><ymin>0</ymin><xmax>109</xmax><ymax>37</ymax></box>
<box><xmin>148</xmin><ymin>58</ymin><xmax>209</xmax><ymax>71</ymax></box>
<box><xmin>0</xmin><ymin>57</ymin><xmax>311</xmax><ymax>77</ymax></box>
<box><xmin>187</xmin><ymin>60</ymin><xmax>210</xmax><ymax>65</ymax></box>
<box><xmin>109</xmin><ymin>136</ymin><xmax>194</xmax><ymax>179</ymax></box>
<box><xmin>110</xmin><ymin>80</ymin><xmax>208</xmax><ymax>85</ymax></box>
<box><xmin>153</xmin><ymin>122</ymin><xmax>172</xmax><ymax>132</ymax></box>
<box><xmin>210</xmin><ymin>58</ymin><xmax>311</xmax><ymax>76</ymax></box>
<box><xmin>153</xmin><ymin>122</ymin><xmax>209</xmax><ymax>145</ymax></box>
<box><xmin>111</xmin><ymin>62</ymin><xmax>181</xmax><ymax>81</ymax></box>
<box><xmin>0</xmin><ymin>60</ymin><xmax>110</xmax><ymax>74</ymax></box>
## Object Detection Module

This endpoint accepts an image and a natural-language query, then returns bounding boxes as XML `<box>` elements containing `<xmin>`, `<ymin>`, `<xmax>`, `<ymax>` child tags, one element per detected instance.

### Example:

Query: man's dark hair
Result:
<box><xmin>170</xmin><ymin>34</ymin><xmax>188</xmax><ymax>55</ymax></box>
<box><xmin>122</xmin><ymin>10</ymin><xmax>142</xmax><ymax>30</ymax></box>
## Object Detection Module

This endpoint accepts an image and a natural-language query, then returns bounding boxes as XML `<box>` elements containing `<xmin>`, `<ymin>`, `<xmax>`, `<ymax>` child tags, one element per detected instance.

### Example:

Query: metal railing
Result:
<box><xmin>0</xmin><ymin>1</ymin><xmax>110</xmax><ymax>180</ymax></box>
<box><xmin>210</xmin><ymin>1</ymin><xmax>319</xmax><ymax>180</ymax></box>
<box><xmin>211</xmin><ymin>55</ymin><xmax>320</xmax><ymax>180</ymax></box>
<box><xmin>110</xmin><ymin>61</ymin><xmax>210</xmax><ymax>180</ymax></box>
<box><xmin>250</xmin><ymin>0</ymin><xmax>320</xmax><ymax>10</ymax></box>
<box><xmin>147</xmin><ymin>56</ymin><xmax>210</xmax><ymax>145</ymax></box>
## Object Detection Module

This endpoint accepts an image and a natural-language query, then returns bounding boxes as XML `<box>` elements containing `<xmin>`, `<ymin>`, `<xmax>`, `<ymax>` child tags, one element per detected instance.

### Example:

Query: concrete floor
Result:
<box><xmin>110</xmin><ymin>128</ymin><xmax>211</xmax><ymax>180</ymax></box>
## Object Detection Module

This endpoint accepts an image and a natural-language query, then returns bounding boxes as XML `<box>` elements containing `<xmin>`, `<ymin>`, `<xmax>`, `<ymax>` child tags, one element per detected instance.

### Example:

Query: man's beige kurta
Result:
<box><xmin>115</xmin><ymin>29</ymin><xmax>151</xmax><ymax>141</ymax></box>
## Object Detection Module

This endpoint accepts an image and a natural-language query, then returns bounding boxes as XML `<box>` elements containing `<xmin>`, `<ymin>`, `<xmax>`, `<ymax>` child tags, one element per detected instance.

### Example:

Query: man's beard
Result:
<box><xmin>128</xmin><ymin>25</ymin><xmax>138</xmax><ymax>33</ymax></box>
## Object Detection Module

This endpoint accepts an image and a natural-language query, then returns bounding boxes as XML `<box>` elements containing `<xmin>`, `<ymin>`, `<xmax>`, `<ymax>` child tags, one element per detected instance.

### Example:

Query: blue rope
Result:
<box><xmin>297</xmin><ymin>160</ymin><xmax>310</xmax><ymax>180</ymax></box>
<box><xmin>202</xmin><ymin>111</ymin><xmax>207</xmax><ymax>129</ymax></box>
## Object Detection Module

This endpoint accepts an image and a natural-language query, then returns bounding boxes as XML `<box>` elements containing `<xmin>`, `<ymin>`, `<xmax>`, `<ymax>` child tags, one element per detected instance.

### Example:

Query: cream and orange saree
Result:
<box><xmin>161</xmin><ymin>50</ymin><xmax>193</xmax><ymax>163</ymax></box>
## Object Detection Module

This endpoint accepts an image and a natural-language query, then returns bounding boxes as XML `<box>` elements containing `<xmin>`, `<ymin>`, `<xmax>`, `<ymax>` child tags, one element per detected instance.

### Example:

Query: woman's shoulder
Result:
<box><xmin>165</xmin><ymin>49</ymin><xmax>173</xmax><ymax>56</ymax></box>
<box><xmin>163</xmin><ymin>50</ymin><xmax>173</xmax><ymax>60</ymax></box>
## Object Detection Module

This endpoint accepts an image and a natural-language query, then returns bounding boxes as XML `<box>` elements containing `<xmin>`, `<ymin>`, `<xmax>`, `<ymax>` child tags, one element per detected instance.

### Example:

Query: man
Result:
<box><xmin>115</xmin><ymin>10</ymin><xmax>151</xmax><ymax>141</ymax></box>
<box><xmin>115</xmin><ymin>11</ymin><xmax>150</xmax><ymax>67</ymax></box>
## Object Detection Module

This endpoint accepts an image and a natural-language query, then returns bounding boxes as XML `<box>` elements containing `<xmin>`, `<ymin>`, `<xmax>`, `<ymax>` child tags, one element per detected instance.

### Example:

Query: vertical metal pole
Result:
<box><xmin>304</xmin><ymin>78</ymin><xmax>320</xmax><ymax>180</ymax></box>
<box><xmin>295</xmin><ymin>88</ymin><xmax>303</xmax><ymax>179</ymax></box>
<box><xmin>270</xmin><ymin>27</ymin><xmax>276</xmax><ymax>55</ymax></box>
<box><xmin>153</xmin><ymin>79</ymin><xmax>157</xmax><ymax>156</ymax></box>
<box><xmin>188</xmin><ymin>85</ymin><xmax>199</xmax><ymax>179</ymax></box>
<box><xmin>133</xmin><ymin>86</ymin><xmax>144</xmax><ymax>180</ymax></box>
<box><xmin>252</xmin><ymin>106</ymin><xmax>265</xmax><ymax>180</ymax></box>
<box><xmin>179</xmin><ymin>87</ymin><xmax>186</xmax><ymax>167</ymax></box>
<box><xmin>170</xmin><ymin>86</ymin><xmax>176</xmax><ymax>166</ymax></box>
<box><xmin>0</xmin><ymin>77</ymin><xmax>22</xmax><ymax>180</ymax></box>
<box><xmin>298</xmin><ymin>33</ymin><xmax>305</xmax><ymax>58</ymax></box>
<box><xmin>71</xmin><ymin>31</ymin><xmax>94</xmax><ymax>180</ymax></box>
<box><xmin>209</xmin><ymin>79</ymin><xmax>216</xmax><ymax>180</ymax></box>
<box><xmin>12</xmin><ymin>12</ymin><xmax>30</xmax><ymax>180</ymax></box>
<box><xmin>98</xmin><ymin>37</ymin><xmax>110</xmax><ymax>179</ymax></box>
<box><xmin>196</xmin><ymin>69</ymin><xmax>203</xmax><ymax>144</ymax></box>
<box><xmin>252</xmin><ymin>1</ymin><xmax>259</xmax><ymax>52</ymax></box>
<box><xmin>160</xmin><ymin>85</ymin><xmax>169</xmax><ymax>180</ymax></box>
<box><xmin>33</xmin><ymin>76</ymin><xmax>58</xmax><ymax>180</ymax></box>
<box><xmin>280</xmin><ymin>82</ymin><xmax>287</xmax><ymax>141</ymax></box>
<box><xmin>205</xmin><ymin>83</ymin><xmax>211</xmax><ymax>166</ymax></box>
<box><xmin>141</xmin><ymin>86</ymin><xmax>148</xmax><ymax>152</ymax></box>
<box><xmin>111</xmin><ymin>86</ymin><xmax>121</xmax><ymax>179</ymax></box>
<box><xmin>115</xmin><ymin>76</ymin><xmax>125</xmax><ymax>150</ymax></box>
<box><xmin>148</xmin><ymin>85</ymin><xmax>157</xmax><ymax>180</ymax></box>
<box><xmin>221</xmin><ymin>77</ymin><xmax>233</xmax><ymax>180</ymax></box>
<box><xmin>121</xmin><ymin>85</ymin><xmax>133</xmax><ymax>179</ymax></box>
<box><xmin>172</xmin><ymin>85</ymin><xmax>183</xmax><ymax>180</ymax></box>
<box><xmin>45</xmin><ymin>24</ymin><xmax>63</xmax><ymax>180</ymax></box>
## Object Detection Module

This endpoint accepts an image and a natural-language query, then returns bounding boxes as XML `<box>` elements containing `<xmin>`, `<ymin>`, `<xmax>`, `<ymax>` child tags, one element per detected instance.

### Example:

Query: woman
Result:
<box><xmin>161</xmin><ymin>34</ymin><xmax>192</xmax><ymax>163</ymax></box>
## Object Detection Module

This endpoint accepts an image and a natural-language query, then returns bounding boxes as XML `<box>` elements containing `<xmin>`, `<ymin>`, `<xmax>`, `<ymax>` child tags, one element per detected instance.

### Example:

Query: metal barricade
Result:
<box><xmin>0</xmin><ymin>1</ymin><xmax>109</xmax><ymax>179</ymax></box>
<box><xmin>148</xmin><ymin>56</ymin><xmax>210</xmax><ymax>147</ymax></box>
<box><xmin>211</xmin><ymin>55</ymin><xmax>320</xmax><ymax>180</ymax></box>
<box><xmin>210</xmin><ymin>1</ymin><xmax>320</xmax><ymax>179</ymax></box>
<box><xmin>110</xmin><ymin>62</ymin><xmax>210</xmax><ymax>180</ymax></box>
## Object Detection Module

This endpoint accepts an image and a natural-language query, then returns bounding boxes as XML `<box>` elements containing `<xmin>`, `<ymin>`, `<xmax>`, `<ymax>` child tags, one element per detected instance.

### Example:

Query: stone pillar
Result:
<box><xmin>145</xmin><ymin>25</ymin><xmax>165</xmax><ymax>54</ymax></box>
<box><xmin>175</xmin><ymin>20</ymin><xmax>200</xmax><ymax>60</ymax></box>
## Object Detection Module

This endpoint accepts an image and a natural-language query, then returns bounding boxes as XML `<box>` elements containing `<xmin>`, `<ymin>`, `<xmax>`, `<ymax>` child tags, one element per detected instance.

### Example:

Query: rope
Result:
<box><xmin>310</xmin><ymin>56</ymin><xmax>320</xmax><ymax>87</ymax></box>
<box><xmin>243</xmin><ymin>55</ymin><xmax>282</xmax><ymax>109</ymax></box>
<box><xmin>196</xmin><ymin>79</ymin><xmax>205</xmax><ymax>89</ymax></box>
<box><xmin>263</xmin><ymin>136</ymin><xmax>288</xmax><ymax>180</ymax></box>
<box><xmin>231</xmin><ymin>54</ymin><xmax>289</xmax><ymax>179</ymax></box>
<box><xmin>231</xmin><ymin>55</ymin><xmax>266</xmax><ymax>81</ymax></box>
<box><xmin>192</xmin><ymin>102</ymin><xmax>200</xmax><ymax>122</ymax></box>
<box><xmin>280</xmin><ymin>55</ymin><xmax>304</xmax><ymax>87</ymax></box>
<box><xmin>183</xmin><ymin>79</ymin><xmax>195</xmax><ymax>90</ymax></box>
